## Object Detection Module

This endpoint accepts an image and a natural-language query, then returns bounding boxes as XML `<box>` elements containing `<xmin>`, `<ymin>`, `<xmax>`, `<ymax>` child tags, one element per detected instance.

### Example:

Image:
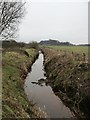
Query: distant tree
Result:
<box><xmin>29</xmin><ymin>41</ymin><xmax>38</xmax><ymax>49</ymax></box>
<box><xmin>0</xmin><ymin>0</ymin><xmax>26</xmax><ymax>40</ymax></box>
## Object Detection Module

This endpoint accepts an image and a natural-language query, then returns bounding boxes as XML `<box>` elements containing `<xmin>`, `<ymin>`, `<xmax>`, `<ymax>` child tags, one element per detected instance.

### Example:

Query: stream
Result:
<box><xmin>24</xmin><ymin>51</ymin><xmax>73</xmax><ymax>118</ymax></box>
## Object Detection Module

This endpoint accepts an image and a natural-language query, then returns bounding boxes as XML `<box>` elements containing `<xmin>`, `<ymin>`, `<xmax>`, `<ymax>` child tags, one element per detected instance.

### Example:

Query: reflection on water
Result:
<box><xmin>24</xmin><ymin>52</ymin><xmax>73</xmax><ymax>118</ymax></box>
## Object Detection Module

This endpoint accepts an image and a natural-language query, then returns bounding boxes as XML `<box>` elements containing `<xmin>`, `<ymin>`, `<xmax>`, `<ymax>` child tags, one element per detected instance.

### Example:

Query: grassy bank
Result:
<box><xmin>2</xmin><ymin>47</ymin><xmax>38</xmax><ymax>118</ymax></box>
<box><xmin>42</xmin><ymin>46</ymin><xmax>90</xmax><ymax>119</ymax></box>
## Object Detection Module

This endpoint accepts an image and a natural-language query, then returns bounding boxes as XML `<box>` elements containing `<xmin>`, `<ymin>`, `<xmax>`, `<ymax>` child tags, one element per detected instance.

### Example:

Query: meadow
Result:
<box><xmin>47</xmin><ymin>45</ymin><xmax>89</xmax><ymax>56</ymax></box>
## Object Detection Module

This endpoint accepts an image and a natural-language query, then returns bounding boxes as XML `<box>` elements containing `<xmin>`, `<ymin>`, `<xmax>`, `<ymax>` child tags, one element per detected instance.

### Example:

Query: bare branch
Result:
<box><xmin>0</xmin><ymin>0</ymin><xmax>26</xmax><ymax>40</ymax></box>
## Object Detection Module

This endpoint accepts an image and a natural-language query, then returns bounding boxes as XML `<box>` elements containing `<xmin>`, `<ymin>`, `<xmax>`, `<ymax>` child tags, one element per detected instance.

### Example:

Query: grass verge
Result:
<box><xmin>2</xmin><ymin>48</ymin><xmax>38</xmax><ymax>118</ymax></box>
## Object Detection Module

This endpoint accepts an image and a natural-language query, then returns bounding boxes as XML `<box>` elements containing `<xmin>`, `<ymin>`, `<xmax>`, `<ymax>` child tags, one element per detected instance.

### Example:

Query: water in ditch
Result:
<box><xmin>24</xmin><ymin>51</ymin><xmax>73</xmax><ymax>118</ymax></box>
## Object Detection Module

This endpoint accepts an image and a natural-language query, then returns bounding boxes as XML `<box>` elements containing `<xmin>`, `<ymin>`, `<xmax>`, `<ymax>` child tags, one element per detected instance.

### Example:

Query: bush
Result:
<box><xmin>28</xmin><ymin>42</ymin><xmax>38</xmax><ymax>49</ymax></box>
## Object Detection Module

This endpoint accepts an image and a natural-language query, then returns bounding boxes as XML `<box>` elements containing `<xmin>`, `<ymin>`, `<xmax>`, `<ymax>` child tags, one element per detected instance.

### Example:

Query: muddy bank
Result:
<box><xmin>42</xmin><ymin>47</ymin><xmax>90</xmax><ymax>119</ymax></box>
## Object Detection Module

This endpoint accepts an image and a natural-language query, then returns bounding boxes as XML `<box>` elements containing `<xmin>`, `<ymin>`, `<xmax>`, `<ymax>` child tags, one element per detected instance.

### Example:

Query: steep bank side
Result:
<box><xmin>2</xmin><ymin>48</ymin><xmax>38</xmax><ymax>118</ymax></box>
<box><xmin>42</xmin><ymin>47</ymin><xmax>90</xmax><ymax>119</ymax></box>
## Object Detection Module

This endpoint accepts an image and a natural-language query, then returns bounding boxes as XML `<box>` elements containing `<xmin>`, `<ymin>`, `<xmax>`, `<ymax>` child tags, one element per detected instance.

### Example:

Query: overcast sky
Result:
<box><xmin>18</xmin><ymin>0</ymin><xmax>89</xmax><ymax>44</ymax></box>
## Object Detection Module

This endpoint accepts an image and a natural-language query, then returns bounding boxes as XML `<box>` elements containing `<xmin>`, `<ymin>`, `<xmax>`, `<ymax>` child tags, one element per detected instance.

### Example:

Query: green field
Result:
<box><xmin>47</xmin><ymin>46</ymin><xmax>89</xmax><ymax>55</ymax></box>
